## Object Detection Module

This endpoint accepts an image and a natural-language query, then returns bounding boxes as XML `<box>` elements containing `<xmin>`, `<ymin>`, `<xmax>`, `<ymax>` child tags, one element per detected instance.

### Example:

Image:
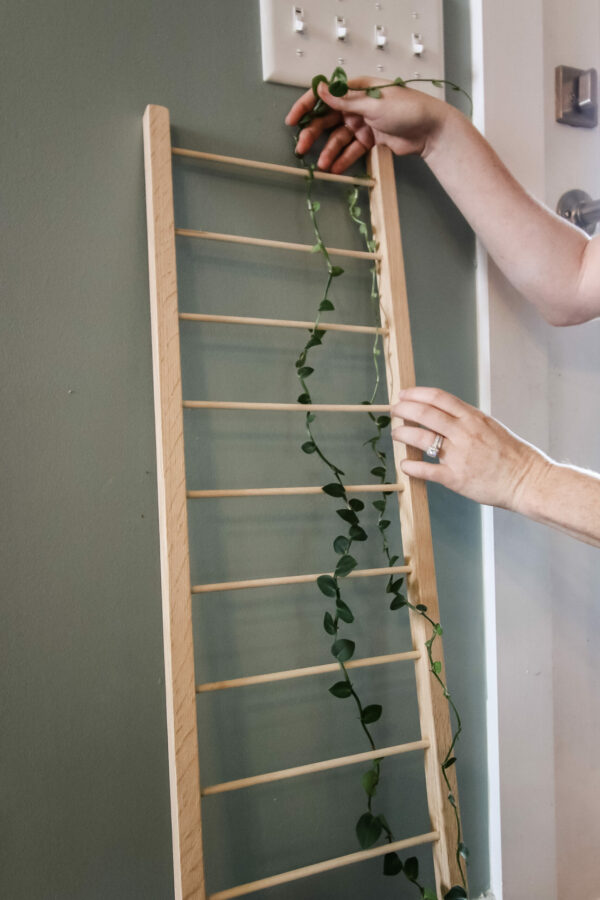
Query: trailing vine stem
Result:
<box><xmin>291</xmin><ymin>67</ymin><xmax>470</xmax><ymax>898</ymax></box>
<box><xmin>346</xmin><ymin>187</ymin><xmax>469</xmax><ymax>891</ymax></box>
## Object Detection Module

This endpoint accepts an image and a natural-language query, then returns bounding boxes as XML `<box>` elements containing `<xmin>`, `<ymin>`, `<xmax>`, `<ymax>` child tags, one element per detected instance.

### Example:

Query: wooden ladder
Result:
<box><xmin>143</xmin><ymin>103</ymin><xmax>465</xmax><ymax>900</ymax></box>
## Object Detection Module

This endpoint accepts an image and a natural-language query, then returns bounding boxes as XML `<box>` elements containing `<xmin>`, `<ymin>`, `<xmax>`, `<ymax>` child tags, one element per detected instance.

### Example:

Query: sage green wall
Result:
<box><xmin>1</xmin><ymin>1</ymin><xmax>487</xmax><ymax>898</ymax></box>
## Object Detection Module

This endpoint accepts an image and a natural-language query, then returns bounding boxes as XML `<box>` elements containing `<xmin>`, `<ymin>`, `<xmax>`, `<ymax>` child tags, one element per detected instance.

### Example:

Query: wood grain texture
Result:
<box><xmin>208</xmin><ymin>832</ymin><xmax>440</xmax><ymax>899</ymax></box>
<box><xmin>172</xmin><ymin>146</ymin><xmax>375</xmax><ymax>186</ymax></box>
<box><xmin>195</xmin><ymin>650</ymin><xmax>421</xmax><ymax>693</ymax></box>
<box><xmin>175</xmin><ymin>227</ymin><xmax>380</xmax><ymax>260</ymax></box>
<box><xmin>367</xmin><ymin>144</ymin><xmax>466</xmax><ymax>895</ymax></box>
<box><xmin>143</xmin><ymin>104</ymin><xmax>205</xmax><ymax>900</ymax></box>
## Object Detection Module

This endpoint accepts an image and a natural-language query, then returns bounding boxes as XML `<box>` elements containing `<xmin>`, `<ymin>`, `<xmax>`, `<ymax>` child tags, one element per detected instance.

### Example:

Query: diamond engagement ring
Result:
<box><xmin>426</xmin><ymin>433</ymin><xmax>444</xmax><ymax>459</ymax></box>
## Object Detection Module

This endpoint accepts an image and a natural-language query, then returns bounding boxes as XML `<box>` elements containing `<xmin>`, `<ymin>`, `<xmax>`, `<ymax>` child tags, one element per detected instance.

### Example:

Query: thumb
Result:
<box><xmin>317</xmin><ymin>79</ymin><xmax>380</xmax><ymax>113</ymax></box>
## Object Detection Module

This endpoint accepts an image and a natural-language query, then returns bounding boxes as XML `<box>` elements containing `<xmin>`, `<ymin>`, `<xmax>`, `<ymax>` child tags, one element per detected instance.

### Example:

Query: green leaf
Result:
<box><xmin>298</xmin><ymin>113</ymin><xmax>311</xmax><ymax>127</ymax></box>
<box><xmin>312</xmin><ymin>73</ymin><xmax>329</xmax><ymax>97</ymax></box>
<box><xmin>329</xmin><ymin>680</ymin><xmax>352</xmax><ymax>698</ymax></box>
<box><xmin>359</xmin><ymin>223</ymin><xmax>368</xmax><ymax>236</ymax></box>
<box><xmin>361</xmin><ymin>768</ymin><xmax>379</xmax><ymax>797</ymax></box>
<box><xmin>356</xmin><ymin>812</ymin><xmax>382</xmax><ymax>849</ymax></box>
<box><xmin>317</xmin><ymin>574</ymin><xmax>338</xmax><ymax>597</ymax></box>
<box><xmin>330</xmin><ymin>65</ymin><xmax>348</xmax><ymax>83</ymax></box>
<box><xmin>361</xmin><ymin>704</ymin><xmax>382</xmax><ymax>724</ymax></box>
<box><xmin>336</xmin><ymin>508</ymin><xmax>358</xmax><ymax>525</ymax></box>
<box><xmin>348</xmin><ymin>498</ymin><xmax>365</xmax><ymax>512</ymax></box>
<box><xmin>329</xmin><ymin>79</ymin><xmax>349</xmax><ymax>97</ymax></box>
<box><xmin>297</xmin><ymin>366</ymin><xmax>314</xmax><ymax>378</ymax></box>
<box><xmin>335</xmin><ymin>554</ymin><xmax>357</xmax><ymax>577</ymax></box>
<box><xmin>371</xmin><ymin>466</ymin><xmax>386</xmax><ymax>478</ymax></box>
<box><xmin>444</xmin><ymin>888</ymin><xmax>468</xmax><ymax>900</ymax></box>
<box><xmin>353</xmin><ymin>206</ymin><xmax>362</xmax><ymax>216</ymax></box>
<box><xmin>389</xmin><ymin>554</ymin><xmax>399</xmax><ymax>565</ymax></box>
<box><xmin>416</xmin><ymin>603</ymin><xmax>428</xmax><ymax>612</ymax></box>
<box><xmin>403</xmin><ymin>856</ymin><xmax>419</xmax><ymax>881</ymax></box>
<box><xmin>323</xmin><ymin>611</ymin><xmax>336</xmax><ymax>635</ymax></box>
<box><xmin>431</xmin><ymin>79</ymin><xmax>444</xmax><ymax>88</ymax></box>
<box><xmin>349</xmin><ymin>525</ymin><xmax>367</xmax><ymax>542</ymax></box>
<box><xmin>390</xmin><ymin>595</ymin><xmax>407</xmax><ymax>610</ymax></box>
<box><xmin>322</xmin><ymin>482</ymin><xmax>346</xmax><ymax>498</ymax></box>
<box><xmin>386</xmin><ymin>577</ymin><xmax>404</xmax><ymax>593</ymax></box>
<box><xmin>458</xmin><ymin>842</ymin><xmax>469</xmax><ymax>860</ymax></box>
<box><xmin>310</xmin><ymin>242</ymin><xmax>323</xmax><ymax>253</ymax></box>
<box><xmin>297</xmin><ymin>392</ymin><xmax>311</xmax><ymax>404</ymax></box>
<box><xmin>393</xmin><ymin>77</ymin><xmax>406</xmax><ymax>86</ymax></box>
<box><xmin>377</xmin><ymin>813</ymin><xmax>390</xmax><ymax>832</ymax></box>
<box><xmin>379</xmin><ymin>519</ymin><xmax>391</xmax><ymax>530</ymax></box>
<box><xmin>383</xmin><ymin>852</ymin><xmax>403</xmax><ymax>876</ymax></box>
<box><xmin>308</xmin><ymin>199</ymin><xmax>321</xmax><ymax>212</ymax></box>
<box><xmin>336</xmin><ymin>598</ymin><xmax>354</xmax><ymax>623</ymax></box>
<box><xmin>333</xmin><ymin>535</ymin><xmax>350</xmax><ymax>555</ymax></box>
<box><xmin>376</xmin><ymin>415</ymin><xmax>391</xmax><ymax>427</ymax></box>
<box><xmin>423</xmin><ymin>889</ymin><xmax>438</xmax><ymax>900</ymax></box>
<box><xmin>306</xmin><ymin>412</ymin><xmax>316</xmax><ymax>424</ymax></box>
<box><xmin>372</xmin><ymin>499</ymin><xmax>386</xmax><ymax>512</ymax></box>
<box><xmin>366</xmin><ymin>86</ymin><xmax>383</xmax><ymax>98</ymax></box>
<box><xmin>442</xmin><ymin>756</ymin><xmax>457</xmax><ymax>770</ymax></box>
<box><xmin>319</xmin><ymin>299</ymin><xmax>335</xmax><ymax>311</ymax></box>
<box><xmin>301</xmin><ymin>441</ymin><xmax>316</xmax><ymax>454</ymax></box>
<box><xmin>432</xmin><ymin>660</ymin><xmax>442</xmax><ymax>674</ymax></box>
<box><xmin>329</xmin><ymin>265</ymin><xmax>345</xmax><ymax>277</ymax></box>
<box><xmin>331</xmin><ymin>638</ymin><xmax>355</xmax><ymax>662</ymax></box>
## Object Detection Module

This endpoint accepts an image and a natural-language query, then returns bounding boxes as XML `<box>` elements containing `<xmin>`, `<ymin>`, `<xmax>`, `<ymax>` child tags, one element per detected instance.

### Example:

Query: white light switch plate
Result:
<box><xmin>259</xmin><ymin>0</ymin><xmax>444</xmax><ymax>97</ymax></box>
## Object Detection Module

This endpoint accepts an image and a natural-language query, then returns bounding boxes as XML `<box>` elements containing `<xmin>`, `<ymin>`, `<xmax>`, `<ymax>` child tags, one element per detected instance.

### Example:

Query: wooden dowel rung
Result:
<box><xmin>192</xmin><ymin>565</ymin><xmax>410</xmax><ymax>594</ymax></box>
<box><xmin>172</xmin><ymin>147</ymin><xmax>376</xmax><ymax>187</ymax></box>
<box><xmin>179</xmin><ymin>312</ymin><xmax>386</xmax><ymax>336</ymax></box>
<box><xmin>208</xmin><ymin>832</ymin><xmax>439</xmax><ymax>899</ymax></box>
<box><xmin>202</xmin><ymin>740</ymin><xmax>429</xmax><ymax>796</ymax></box>
<box><xmin>196</xmin><ymin>650</ymin><xmax>420</xmax><ymax>693</ymax></box>
<box><xmin>175</xmin><ymin>228</ymin><xmax>380</xmax><ymax>260</ymax></box>
<box><xmin>183</xmin><ymin>401</ymin><xmax>392</xmax><ymax>413</ymax></box>
<box><xmin>187</xmin><ymin>483</ymin><xmax>404</xmax><ymax>499</ymax></box>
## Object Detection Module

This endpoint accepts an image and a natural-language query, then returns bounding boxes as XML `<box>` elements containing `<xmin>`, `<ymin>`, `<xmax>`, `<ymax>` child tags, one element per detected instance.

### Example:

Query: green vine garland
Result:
<box><xmin>292</xmin><ymin>68</ymin><xmax>471</xmax><ymax>900</ymax></box>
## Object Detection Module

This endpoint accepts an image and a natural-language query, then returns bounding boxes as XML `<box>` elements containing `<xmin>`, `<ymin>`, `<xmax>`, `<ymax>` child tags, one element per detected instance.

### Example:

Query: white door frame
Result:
<box><xmin>470</xmin><ymin>3</ymin><xmax>558</xmax><ymax>899</ymax></box>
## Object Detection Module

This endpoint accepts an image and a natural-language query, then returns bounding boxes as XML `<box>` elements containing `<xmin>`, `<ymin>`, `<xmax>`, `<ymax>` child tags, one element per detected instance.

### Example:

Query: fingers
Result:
<box><xmin>400</xmin><ymin>459</ymin><xmax>450</xmax><ymax>485</ymax></box>
<box><xmin>392</xmin><ymin>398</ymin><xmax>457</xmax><ymax>439</ymax></box>
<box><xmin>392</xmin><ymin>425</ymin><xmax>442</xmax><ymax>456</ymax></box>
<box><xmin>285</xmin><ymin>87</ymin><xmax>320</xmax><ymax>125</ymax></box>
<box><xmin>392</xmin><ymin>386</ymin><xmax>469</xmax><ymax>418</ymax></box>
<box><xmin>294</xmin><ymin>111</ymin><xmax>343</xmax><ymax>155</ymax></box>
<box><xmin>327</xmin><ymin>140</ymin><xmax>371</xmax><ymax>174</ymax></box>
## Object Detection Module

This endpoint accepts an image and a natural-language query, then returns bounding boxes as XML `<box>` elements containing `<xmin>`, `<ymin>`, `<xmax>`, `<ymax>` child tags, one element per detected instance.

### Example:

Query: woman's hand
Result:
<box><xmin>285</xmin><ymin>77</ymin><xmax>451</xmax><ymax>174</ymax></box>
<box><xmin>391</xmin><ymin>387</ymin><xmax>552</xmax><ymax>513</ymax></box>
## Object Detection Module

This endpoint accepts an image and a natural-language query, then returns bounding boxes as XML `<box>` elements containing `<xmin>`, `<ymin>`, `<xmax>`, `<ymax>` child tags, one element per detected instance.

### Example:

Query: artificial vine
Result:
<box><xmin>291</xmin><ymin>68</ymin><xmax>471</xmax><ymax>899</ymax></box>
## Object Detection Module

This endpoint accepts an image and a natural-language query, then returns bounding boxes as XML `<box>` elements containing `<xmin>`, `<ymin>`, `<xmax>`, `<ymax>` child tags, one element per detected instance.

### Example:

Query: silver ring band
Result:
<box><xmin>425</xmin><ymin>433</ymin><xmax>444</xmax><ymax>459</ymax></box>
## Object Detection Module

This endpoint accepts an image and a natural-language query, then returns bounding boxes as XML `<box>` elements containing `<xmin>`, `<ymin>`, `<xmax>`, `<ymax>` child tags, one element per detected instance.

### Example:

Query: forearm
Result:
<box><xmin>514</xmin><ymin>459</ymin><xmax>600</xmax><ymax>547</ymax></box>
<box><xmin>424</xmin><ymin>107</ymin><xmax>596</xmax><ymax>325</ymax></box>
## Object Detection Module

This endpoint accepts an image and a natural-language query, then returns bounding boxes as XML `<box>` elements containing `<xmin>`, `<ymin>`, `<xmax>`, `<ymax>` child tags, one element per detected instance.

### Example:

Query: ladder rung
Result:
<box><xmin>202</xmin><ymin>740</ymin><xmax>429</xmax><ymax>796</ymax></box>
<box><xmin>183</xmin><ymin>401</ymin><xmax>392</xmax><ymax>413</ymax></box>
<box><xmin>179</xmin><ymin>312</ymin><xmax>386</xmax><ymax>336</ymax></box>
<box><xmin>172</xmin><ymin>146</ymin><xmax>376</xmax><ymax>187</ymax></box>
<box><xmin>187</xmin><ymin>483</ymin><xmax>404</xmax><ymax>499</ymax></box>
<box><xmin>208</xmin><ymin>831</ymin><xmax>440</xmax><ymax>899</ymax></box>
<box><xmin>191</xmin><ymin>565</ymin><xmax>410</xmax><ymax>594</ymax></box>
<box><xmin>196</xmin><ymin>651</ymin><xmax>420</xmax><ymax>693</ymax></box>
<box><xmin>175</xmin><ymin>227</ymin><xmax>380</xmax><ymax>260</ymax></box>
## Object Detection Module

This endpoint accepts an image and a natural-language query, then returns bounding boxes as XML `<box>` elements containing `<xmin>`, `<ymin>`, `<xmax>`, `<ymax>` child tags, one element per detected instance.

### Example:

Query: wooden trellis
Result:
<box><xmin>143</xmin><ymin>103</ymin><xmax>465</xmax><ymax>900</ymax></box>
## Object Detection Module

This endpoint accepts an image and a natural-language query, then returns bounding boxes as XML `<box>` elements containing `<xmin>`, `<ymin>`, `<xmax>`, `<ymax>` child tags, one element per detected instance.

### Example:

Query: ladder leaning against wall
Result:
<box><xmin>142</xmin><ymin>102</ymin><xmax>466</xmax><ymax>900</ymax></box>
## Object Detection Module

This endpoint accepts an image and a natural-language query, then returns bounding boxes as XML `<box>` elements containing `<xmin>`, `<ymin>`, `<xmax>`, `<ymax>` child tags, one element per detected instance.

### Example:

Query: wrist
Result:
<box><xmin>510</xmin><ymin>452</ymin><xmax>556</xmax><ymax>519</ymax></box>
<box><xmin>421</xmin><ymin>100</ymin><xmax>457</xmax><ymax>161</ymax></box>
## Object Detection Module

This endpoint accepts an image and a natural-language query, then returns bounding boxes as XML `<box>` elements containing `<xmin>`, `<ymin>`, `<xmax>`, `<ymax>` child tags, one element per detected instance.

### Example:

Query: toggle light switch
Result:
<box><xmin>411</xmin><ymin>32</ymin><xmax>424</xmax><ymax>56</ymax></box>
<box><xmin>292</xmin><ymin>6</ymin><xmax>305</xmax><ymax>34</ymax></box>
<box><xmin>375</xmin><ymin>24</ymin><xmax>387</xmax><ymax>49</ymax></box>
<box><xmin>335</xmin><ymin>16</ymin><xmax>348</xmax><ymax>41</ymax></box>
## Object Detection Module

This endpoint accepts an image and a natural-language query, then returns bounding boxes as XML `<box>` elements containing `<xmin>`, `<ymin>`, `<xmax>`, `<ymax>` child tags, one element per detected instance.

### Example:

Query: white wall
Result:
<box><xmin>475</xmin><ymin>2</ymin><xmax>600</xmax><ymax>898</ymax></box>
<box><xmin>543</xmin><ymin>3</ymin><xmax>600</xmax><ymax>897</ymax></box>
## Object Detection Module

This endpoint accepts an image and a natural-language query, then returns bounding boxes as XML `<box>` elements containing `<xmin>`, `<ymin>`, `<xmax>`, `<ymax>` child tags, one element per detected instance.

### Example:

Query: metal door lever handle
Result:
<box><xmin>557</xmin><ymin>189</ymin><xmax>600</xmax><ymax>235</ymax></box>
